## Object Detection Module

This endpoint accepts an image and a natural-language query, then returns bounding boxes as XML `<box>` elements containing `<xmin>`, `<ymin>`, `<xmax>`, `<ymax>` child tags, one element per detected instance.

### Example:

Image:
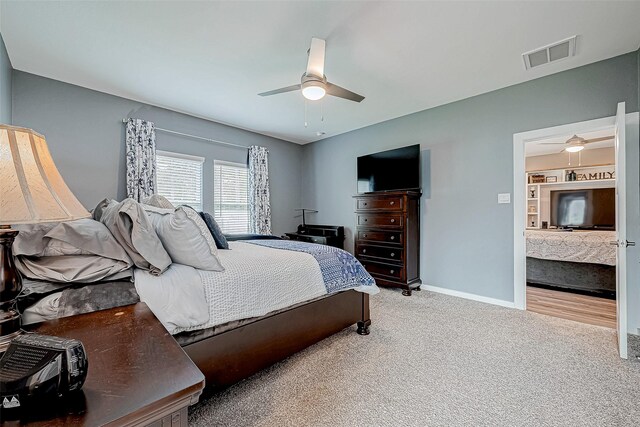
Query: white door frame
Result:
<box><xmin>512</xmin><ymin>115</ymin><xmax>617</xmax><ymax>309</ymax></box>
<box><xmin>614</xmin><ymin>102</ymin><xmax>627</xmax><ymax>359</ymax></box>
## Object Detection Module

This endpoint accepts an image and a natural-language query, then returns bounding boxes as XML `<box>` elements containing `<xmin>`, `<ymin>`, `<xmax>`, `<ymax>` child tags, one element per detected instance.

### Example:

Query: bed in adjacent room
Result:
<box><xmin>525</xmin><ymin>230</ymin><xmax>616</xmax><ymax>297</ymax></box>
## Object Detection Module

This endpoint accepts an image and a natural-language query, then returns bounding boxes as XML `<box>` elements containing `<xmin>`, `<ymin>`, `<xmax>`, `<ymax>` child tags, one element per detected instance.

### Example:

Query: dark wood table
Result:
<box><xmin>1</xmin><ymin>303</ymin><xmax>205</xmax><ymax>426</ymax></box>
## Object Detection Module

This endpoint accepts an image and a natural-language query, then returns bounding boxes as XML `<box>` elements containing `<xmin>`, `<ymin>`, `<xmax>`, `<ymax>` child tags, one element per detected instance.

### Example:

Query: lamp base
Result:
<box><xmin>0</xmin><ymin>304</ymin><xmax>21</xmax><ymax>352</ymax></box>
<box><xmin>0</xmin><ymin>227</ymin><xmax>23</xmax><ymax>348</ymax></box>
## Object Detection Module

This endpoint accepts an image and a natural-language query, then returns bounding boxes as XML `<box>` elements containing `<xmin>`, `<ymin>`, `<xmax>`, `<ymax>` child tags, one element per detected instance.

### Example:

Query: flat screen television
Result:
<box><xmin>550</xmin><ymin>188</ymin><xmax>615</xmax><ymax>230</ymax></box>
<box><xmin>357</xmin><ymin>144</ymin><xmax>420</xmax><ymax>193</ymax></box>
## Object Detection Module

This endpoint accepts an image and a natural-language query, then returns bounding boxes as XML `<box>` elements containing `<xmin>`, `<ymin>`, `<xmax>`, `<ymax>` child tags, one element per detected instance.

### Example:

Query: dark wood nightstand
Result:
<box><xmin>1</xmin><ymin>303</ymin><xmax>205</xmax><ymax>426</ymax></box>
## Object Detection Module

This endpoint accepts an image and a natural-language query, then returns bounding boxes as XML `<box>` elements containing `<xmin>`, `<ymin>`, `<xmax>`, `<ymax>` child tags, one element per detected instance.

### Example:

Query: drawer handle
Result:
<box><xmin>362</xmin><ymin>249</ymin><xmax>367</xmax><ymax>254</ymax></box>
<box><xmin>390</xmin><ymin>269</ymin><xmax>395</xmax><ymax>274</ymax></box>
<box><xmin>390</xmin><ymin>201</ymin><xmax>395</xmax><ymax>205</ymax></box>
<box><xmin>363</xmin><ymin>202</ymin><xmax>368</xmax><ymax>206</ymax></box>
<box><xmin>390</xmin><ymin>252</ymin><xmax>395</xmax><ymax>257</ymax></box>
<box><xmin>390</xmin><ymin>219</ymin><xmax>395</xmax><ymax>223</ymax></box>
<box><xmin>364</xmin><ymin>218</ymin><xmax>368</xmax><ymax>222</ymax></box>
<box><xmin>363</xmin><ymin>234</ymin><xmax>368</xmax><ymax>238</ymax></box>
<box><xmin>390</xmin><ymin>236</ymin><xmax>395</xmax><ymax>240</ymax></box>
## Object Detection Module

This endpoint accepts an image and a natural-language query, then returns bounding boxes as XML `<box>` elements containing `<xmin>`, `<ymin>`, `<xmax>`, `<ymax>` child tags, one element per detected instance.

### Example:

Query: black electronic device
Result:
<box><xmin>357</xmin><ymin>144</ymin><xmax>420</xmax><ymax>193</ymax></box>
<box><xmin>285</xmin><ymin>224</ymin><xmax>345</xmax><ymax>249</ymax></box>
<box><xmin>550</xmin><ymin>188</ymin><xmax>615</xmax><ymax>230</ymax></box>
<box><xmin>0</xmin><ymin>333</ymin><xmax>88</xmax><ymax>410</ymax></box>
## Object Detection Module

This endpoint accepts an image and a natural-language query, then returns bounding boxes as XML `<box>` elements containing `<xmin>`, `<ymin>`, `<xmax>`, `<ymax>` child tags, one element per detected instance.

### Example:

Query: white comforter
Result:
<box><xmin>526</xmin><ymin>230</ymin><xmax>616</xmax><ymax>266</ymax></box>
<box><xmin>135</xmin><ymin>241</ymin><xmax>377</xmax><ymax>334</ymax></box>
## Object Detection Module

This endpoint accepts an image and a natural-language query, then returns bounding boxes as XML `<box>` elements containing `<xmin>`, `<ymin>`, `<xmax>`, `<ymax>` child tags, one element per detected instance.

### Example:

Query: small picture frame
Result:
<box><xmin>545</xmin><ymin>176</ymin><xmax>557</xmax><ymax>183</ymax></box>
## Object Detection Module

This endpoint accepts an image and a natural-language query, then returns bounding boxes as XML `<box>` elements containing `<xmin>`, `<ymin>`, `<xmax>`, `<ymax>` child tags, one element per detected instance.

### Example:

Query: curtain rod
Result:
<box><xmin>121</xmin><ymin>118</ymin><xmax>248</xmax><ymax>150</ymax></box>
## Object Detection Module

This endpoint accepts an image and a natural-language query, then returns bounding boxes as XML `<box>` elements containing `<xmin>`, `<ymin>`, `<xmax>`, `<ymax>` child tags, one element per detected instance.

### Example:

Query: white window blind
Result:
<box><xmin>214</xmin><ymin>160</ymin><xmax>249</xmax><ymax>234</ymax></box>
<box><xmin>156</xmin><ymin>150</ymin><xmax>204</xmax><ymax>211</ymax></box>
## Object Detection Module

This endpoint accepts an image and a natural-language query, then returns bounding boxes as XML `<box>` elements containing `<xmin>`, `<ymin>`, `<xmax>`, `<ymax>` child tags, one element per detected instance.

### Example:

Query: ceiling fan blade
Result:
<box><xmin>306</xmin><ymin>38</ymin><xmax>326</xmax><ymax>78</ymax></box>
<box><xmin>326</xmin><ymin>82</ymin><xmax>365</xmax><ymax>102</ymax></box>
<box><xmin>258</xmin><ymin>84</ymin><xmax>301</xmax><ymax>97</ymax></box>
<box><xmin>584</xmin><ymin>136</ymin><xmax>614</xmax><ymax>144</ymax></box>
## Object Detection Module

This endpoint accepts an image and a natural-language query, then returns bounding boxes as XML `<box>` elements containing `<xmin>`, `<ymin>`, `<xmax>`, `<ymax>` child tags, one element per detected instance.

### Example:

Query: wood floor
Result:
<box><xmin>526</xmin><ymin>286</ymin><xmax>616</xmax><ymax>329</ymax></box>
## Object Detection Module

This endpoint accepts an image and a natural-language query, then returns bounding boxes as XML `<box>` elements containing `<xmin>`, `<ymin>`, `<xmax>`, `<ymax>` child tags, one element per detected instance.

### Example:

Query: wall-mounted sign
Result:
<box><xmin>576</xmin><ymin>171</ymin><xmax>615</xmax><ymax>181</ymax></box>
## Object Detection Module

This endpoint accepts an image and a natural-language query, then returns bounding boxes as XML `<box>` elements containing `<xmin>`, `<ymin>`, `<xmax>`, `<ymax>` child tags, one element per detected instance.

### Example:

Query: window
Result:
<box><xmin>214</xmin><ymin>160</ymin><xmax>249</xmax><ymax>234</ymax></box>
<box><xmin>156</xmin><ymin>150</ymin><xmax>204</xmax><ymax>211</ymax></box>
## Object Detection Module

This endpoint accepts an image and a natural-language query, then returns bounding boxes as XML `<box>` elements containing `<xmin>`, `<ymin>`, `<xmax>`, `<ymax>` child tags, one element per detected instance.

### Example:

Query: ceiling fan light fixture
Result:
<box><xmin>565</xmin><ymin>145</ymin><xmax>584</xmax><ymax>153</ymax></box>
<box><xmin>301</xmin><ymin>81</ymin><xmax>326</xmax><ymax>101</ymax></box>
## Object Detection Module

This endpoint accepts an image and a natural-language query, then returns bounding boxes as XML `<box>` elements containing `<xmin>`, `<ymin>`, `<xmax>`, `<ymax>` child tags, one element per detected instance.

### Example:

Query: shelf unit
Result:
<box><xmin>526</xmin><ymin>184</ymin><xmax>540</xmax><ymax>228</ymax></box>
<box><xmin>536</xmin><ymin>178</ymin><xmax>615</xmax><ymax>187</ymax></box>
<box><xmin>525</xmin><ymin>164</ymin><xmax>615</xmax><ymax>229</ymax></box>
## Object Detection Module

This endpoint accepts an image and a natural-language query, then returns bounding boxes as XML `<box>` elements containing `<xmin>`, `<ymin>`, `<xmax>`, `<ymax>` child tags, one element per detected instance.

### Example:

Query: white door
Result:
<box><xmin>614</xmin><ymin>102</ymin><xmax>628</xmax><ymax>359</ymax></box>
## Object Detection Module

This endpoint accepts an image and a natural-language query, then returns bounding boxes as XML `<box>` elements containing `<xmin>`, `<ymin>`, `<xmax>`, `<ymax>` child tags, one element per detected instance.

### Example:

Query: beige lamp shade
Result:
<box><xmin>0</xmin><ymin>124</ymin><xmax>90</xmax><ymax>225</ymax></box>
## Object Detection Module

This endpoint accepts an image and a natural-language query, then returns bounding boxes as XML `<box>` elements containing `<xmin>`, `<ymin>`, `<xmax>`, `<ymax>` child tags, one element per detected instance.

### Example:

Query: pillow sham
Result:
<box><xmin>142</xmin><ymin>194</ymin><xmax>175</xmax><ymax>210</ymax></box>
<box><xmin>14</xmin><ymin>254</ymin><xmax>133</xmax><ymax>283</ymax></box>
<box><xmin>44</xmin><ymin>219</ymin><xmax>133</xmax><ymax>263</ymax></box>
<box><xmin>93</xmin><ymin>198</ymin><xmax>172</xmax><ymax>276</ymax></box>
<box><xmin>143</xmin><ymin>205</ymin><xmax>224</xmax><ymax>271</ymax></box>
<box><xmin>199</xmin><ymin>212</ymin><xmax>229</xmax><ymax>250</ymax></box>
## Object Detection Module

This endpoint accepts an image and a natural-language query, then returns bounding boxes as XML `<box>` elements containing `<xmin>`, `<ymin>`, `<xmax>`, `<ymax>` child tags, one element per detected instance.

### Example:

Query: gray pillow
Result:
<box><xmin>199</xmin><ymin>212</ymin><xmax>229</xmax><ymax>250</ymax></box>
<box><xmin>142</xmin><ymin>205</ymin><xmax>224</xmax><ymax>271</ymax></box>
<box><xmin>93</xmin><ymin>198</ymin><xmax>172</xmax><ymax>276</ymax></box>
<box><xmin>13</xmin><ymin>218</ymin><xmax>134</xmax><ymax>283</ymax></box>
<box><xmin>142</xmin><ymin>194</ymin><xmax>175</xmax><ymax>209</ymax></box>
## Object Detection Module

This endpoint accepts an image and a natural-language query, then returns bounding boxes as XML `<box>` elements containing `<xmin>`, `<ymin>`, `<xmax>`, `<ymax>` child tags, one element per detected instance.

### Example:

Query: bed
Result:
<box><xmin>134</xmin><ymin>239</ymin><xmax>377</xmax><ymax>388</ymax></box>
<box><xmin>525</xmin><ymin>230</ymin><xmax>616</xmax><ymax>297</ymax></box>
<box><xmin>18</xmin><ymin>236</ymin><xmax>377</xmax><ymax>390</ymax></box>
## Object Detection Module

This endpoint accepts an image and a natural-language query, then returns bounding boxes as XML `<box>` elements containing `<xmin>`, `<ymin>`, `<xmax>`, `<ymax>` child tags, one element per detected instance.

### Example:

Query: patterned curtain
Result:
<box><xmin>248</xmin><ymin>146</ymin><xmax>272</xmax><ymax>235</ymax></box>
<box><xmin>125</xmin><ymin>118</ymin><xmax>156</xmax><ymax>202</ymax></box>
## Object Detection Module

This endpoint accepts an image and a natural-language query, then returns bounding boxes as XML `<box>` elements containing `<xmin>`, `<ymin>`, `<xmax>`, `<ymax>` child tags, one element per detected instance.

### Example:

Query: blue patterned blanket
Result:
<box><xmin>245</xmin><ymin>240</ymin><xmax>376</xmax><ymax>294</ymax></box>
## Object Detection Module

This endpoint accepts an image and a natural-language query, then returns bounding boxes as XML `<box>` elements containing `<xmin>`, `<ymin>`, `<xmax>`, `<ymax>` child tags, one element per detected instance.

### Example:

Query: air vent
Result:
<box><xmin>522</xmin><ymin>36</ymin><xmax>577</xmax><ymax>70</ymax></box>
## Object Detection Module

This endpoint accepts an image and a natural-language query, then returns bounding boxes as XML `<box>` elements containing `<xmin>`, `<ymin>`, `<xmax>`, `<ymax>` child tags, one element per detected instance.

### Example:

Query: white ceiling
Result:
<box><xmin>525</xmin><ymin>128</ymin><xmax>614</xmax><ymax>156</ymax></box>
<box><xmin>2</xmin><ymin>1</ymin><xmax>639</xmax><ymax>144</ymax></box>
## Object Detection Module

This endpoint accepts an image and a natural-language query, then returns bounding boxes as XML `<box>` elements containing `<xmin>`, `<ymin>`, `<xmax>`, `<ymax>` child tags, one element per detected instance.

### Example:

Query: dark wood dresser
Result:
<box><xmin>354</xmin><ymin>190</ymin><xmax>421</xmax><ymax>296</ymax></box>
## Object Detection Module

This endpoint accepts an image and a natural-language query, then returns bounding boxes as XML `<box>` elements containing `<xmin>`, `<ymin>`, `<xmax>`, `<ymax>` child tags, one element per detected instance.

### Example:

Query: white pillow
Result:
<box><xmin>142</xmin><ymin>205</ymin><xmax>224</xmax><ymax>271</ymax></box>
<box><xmin>142</xmin><ymin>194</ymin><xmax>175</xmax><ymax>209</ymax></box>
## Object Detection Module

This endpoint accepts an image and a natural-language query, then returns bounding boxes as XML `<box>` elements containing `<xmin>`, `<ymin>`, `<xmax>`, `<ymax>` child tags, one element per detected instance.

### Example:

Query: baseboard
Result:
<box><xmin>422</xmin><ymin>285</ymin><xmax>516</xmax><ymax>309</ymax></box>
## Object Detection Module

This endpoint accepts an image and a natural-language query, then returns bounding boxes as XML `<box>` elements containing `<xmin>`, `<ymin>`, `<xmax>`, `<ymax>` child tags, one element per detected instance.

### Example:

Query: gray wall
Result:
<box><xmin>302</xmin><ymin>52</ymin><xmax>640</xmax><ymax>329</ymax></box>
<box><xmin>0</xmin><ymin>32</ymin><xmax>11</xmax><ymax>124</ymax></box>
<box><xmin>12</xmin><ymin>71</ymin><xmax>304</xmax><ymax>236</ymax></box>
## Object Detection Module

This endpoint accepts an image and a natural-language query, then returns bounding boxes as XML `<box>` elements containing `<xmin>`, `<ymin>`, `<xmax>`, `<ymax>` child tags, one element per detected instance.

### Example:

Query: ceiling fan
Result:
<box><xmin>539</xmin><ymin>134</ymin><xmax>614</xmax><ymax>153</ymax></box>
<box><xmin>258</xmin><ymin>38</ymin><xmax>365</xmax><ymax>103</ymax></box>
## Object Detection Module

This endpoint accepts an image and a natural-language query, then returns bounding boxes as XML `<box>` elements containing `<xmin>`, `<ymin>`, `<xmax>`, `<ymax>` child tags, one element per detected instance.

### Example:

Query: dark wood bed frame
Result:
<box><xmin>181</xmin><ymin>290</ymin><xmax>370</xmax><ymax>390</ymax></box>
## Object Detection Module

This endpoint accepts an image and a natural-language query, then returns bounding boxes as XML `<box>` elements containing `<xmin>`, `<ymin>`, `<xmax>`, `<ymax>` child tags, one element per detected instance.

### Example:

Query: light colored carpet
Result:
<box><xmin>189</xmin><ymin>289</ymin><xmax>640</xmax><ymax>426</ymax></box>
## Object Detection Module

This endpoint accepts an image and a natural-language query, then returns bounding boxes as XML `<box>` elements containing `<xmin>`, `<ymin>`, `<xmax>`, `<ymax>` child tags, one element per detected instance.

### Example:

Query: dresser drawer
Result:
<box><xmin>356</xmin><ymin>197</ymin><xmax>403</xmax><ymax>211</ymax></box>
<box><xmin>356</xmin><ymin>213</ymin><xmax>403</xmax><ymax>228</ymax></box>
<box><xmin>359</xmin><ymin>260</ymin><xmax>404</xmax><ymax>281</ymax></box>
<box><xmin>357</xmin><ymin>230</ymin><xmax>403</xmax><ymax>245</ymax></box>
<box><xmin>356</xmin><ymin>244</ymin><xmax>403</xmax><ymax>263</ymax></box>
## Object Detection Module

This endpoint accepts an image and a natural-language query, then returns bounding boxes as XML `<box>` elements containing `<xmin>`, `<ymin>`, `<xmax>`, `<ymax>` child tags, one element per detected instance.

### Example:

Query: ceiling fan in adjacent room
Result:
<box><xmin>539</xmin><ymin>134</ymin><xmax>614</xmax><ymax>153</ymax></box>
<box><xmin>258</xmin><ymin>38</ymin><xmax>365</xmax><ymax>103</ymax></box>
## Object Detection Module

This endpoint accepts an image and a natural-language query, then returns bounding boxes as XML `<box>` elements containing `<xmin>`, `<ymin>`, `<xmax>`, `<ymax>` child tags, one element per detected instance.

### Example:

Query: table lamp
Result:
<box><xmin>0</xmin><ymin>124</ymin><xmax>90</xmax><ymax>347</ymax></box>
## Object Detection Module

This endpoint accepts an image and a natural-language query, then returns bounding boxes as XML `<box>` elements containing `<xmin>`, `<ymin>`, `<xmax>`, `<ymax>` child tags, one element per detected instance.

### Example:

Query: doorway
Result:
<box><xmin>513</xmin><ymin>103</ymin><xmax>628</xmax><ymax>358</ymax></box>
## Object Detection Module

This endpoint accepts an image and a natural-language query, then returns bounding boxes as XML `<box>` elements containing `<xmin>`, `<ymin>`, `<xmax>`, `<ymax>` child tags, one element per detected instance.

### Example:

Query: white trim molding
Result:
<box><xmin>422</xmin><ymin>285</ymin><xmax>515</xmax><ymax>309</ymax></box>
